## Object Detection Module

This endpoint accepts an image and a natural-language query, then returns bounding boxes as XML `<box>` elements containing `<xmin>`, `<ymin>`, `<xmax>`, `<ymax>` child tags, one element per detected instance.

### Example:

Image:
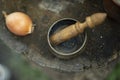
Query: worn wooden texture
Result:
<box><xmin>50</xmin><ymin>13</ymin><xmax>107</xmax><ymax>45</ymax></box>
<box><xmin>0</xmin><ymin>0</ymin><xmax>120</xmax><ymax>80</ymax></box>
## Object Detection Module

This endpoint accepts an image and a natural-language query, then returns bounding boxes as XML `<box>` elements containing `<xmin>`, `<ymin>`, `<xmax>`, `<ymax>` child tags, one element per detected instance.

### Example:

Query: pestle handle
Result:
<box><xmin>50</xmin><ymin>13</ymin><xmax>107</xmax><ymax>45</ymax></box>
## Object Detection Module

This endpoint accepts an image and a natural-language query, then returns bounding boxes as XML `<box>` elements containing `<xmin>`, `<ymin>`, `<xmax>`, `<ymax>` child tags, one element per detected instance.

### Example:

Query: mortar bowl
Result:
<box><xmin>47</xmin><ymin>18</ymin><xmax>87</xmax><ymax>59</ymax></box>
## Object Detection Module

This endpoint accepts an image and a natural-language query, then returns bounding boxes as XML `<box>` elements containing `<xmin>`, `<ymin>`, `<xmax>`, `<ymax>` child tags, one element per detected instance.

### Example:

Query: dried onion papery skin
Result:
<box><xmin>2</xmin><ymin>11</ymin><xmax>34</xmax><ymax>36</ymax></box>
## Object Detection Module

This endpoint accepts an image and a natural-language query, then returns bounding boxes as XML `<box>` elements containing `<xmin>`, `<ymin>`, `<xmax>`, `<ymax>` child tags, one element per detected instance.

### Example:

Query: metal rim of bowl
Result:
<box><xmin>47</xmin><ymin>18</ymin><xmax>87</xmax><ymax>57</ymax></box>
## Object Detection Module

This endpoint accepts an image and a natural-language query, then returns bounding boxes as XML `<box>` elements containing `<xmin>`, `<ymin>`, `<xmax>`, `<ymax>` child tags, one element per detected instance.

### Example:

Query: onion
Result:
<box><xmin>2</xmin><ymin>11</ymin><xmax>34</xmax><ymax>36</ymax></box>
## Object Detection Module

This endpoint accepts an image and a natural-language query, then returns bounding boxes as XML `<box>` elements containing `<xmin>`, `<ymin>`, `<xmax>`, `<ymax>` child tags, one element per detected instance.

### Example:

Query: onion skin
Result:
<box><xmin>3</xmin><ymin>11</ymin><xmax>33</xmax><ymax>36</ymax></box>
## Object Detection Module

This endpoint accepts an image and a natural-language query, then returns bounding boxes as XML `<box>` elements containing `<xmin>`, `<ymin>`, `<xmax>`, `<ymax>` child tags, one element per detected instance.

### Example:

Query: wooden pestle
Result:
<box><xmin>50</xmin><ymin>13</ymin><xmax>107</xmax><ymax>45</ymax></box>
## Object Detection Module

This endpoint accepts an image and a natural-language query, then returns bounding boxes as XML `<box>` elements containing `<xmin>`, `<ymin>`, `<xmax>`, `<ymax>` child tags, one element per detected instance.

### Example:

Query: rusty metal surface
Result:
<box><xmin>0</xmin><ymin>0</ymin><xmax>120</xmax><ymax>77</ymax></box>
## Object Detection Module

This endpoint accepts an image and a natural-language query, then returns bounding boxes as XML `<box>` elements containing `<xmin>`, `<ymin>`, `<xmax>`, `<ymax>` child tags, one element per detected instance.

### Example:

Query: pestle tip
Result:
<box><xmin>86</xmin><ymin>13</ymin><xmax>107</xmax><ymax>28</ymax></box>
<box><xmin>92</xmin><ymin>13</ymin><xmax>107</xmax><ymax>26</ymax></box>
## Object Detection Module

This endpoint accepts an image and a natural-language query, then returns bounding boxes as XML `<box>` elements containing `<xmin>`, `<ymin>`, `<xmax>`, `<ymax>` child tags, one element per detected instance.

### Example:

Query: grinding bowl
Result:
<box><xmin>0</xmin><ymin>0</ymin><xmax>118</xmax><ymax>74</ymax></box>
<box><xmin>47</xmin><ymin>18</ymin><xmax>87</xmax><ymax>59</ymax></box>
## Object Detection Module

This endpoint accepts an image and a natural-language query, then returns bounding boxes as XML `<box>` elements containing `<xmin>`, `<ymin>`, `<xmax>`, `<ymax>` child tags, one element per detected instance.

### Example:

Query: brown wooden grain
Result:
<box><xmin>50</xmin><ymin>13</ymin><xmax>107</xmax><ymax>45</ymax></box>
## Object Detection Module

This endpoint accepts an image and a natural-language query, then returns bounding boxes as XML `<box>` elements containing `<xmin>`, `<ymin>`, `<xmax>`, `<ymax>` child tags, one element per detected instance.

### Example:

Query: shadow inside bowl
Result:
<box><xmin>47</xmin><ymin>18</ymin><xmax>87</xmax><ymax>58</ymax></box>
